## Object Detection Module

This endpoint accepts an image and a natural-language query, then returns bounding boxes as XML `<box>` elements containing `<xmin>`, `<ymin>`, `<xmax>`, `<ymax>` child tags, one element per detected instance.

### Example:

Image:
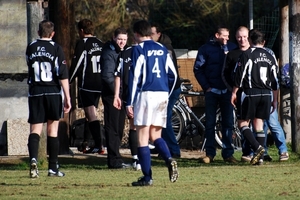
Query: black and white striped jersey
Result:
<box><xmin>234</xmin><ymin>47</ymin><xmax>279</xmax><ymax>91</ymax></box>
<box><xmin>70</xmin><ymin>37</ymin><xmax>104</xmax><ymax>92</ymax></box>
<box><xmin>26</xmin><ymin>39</ymin><xmax>68</xmax><ymax>86</ymax></box>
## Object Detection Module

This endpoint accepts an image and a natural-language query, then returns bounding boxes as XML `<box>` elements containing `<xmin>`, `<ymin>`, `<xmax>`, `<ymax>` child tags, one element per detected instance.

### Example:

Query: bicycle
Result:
<box><xmin>171</xmin><ymin>79</ymin><xmax>242</xmax><ymax>151</ymax></box>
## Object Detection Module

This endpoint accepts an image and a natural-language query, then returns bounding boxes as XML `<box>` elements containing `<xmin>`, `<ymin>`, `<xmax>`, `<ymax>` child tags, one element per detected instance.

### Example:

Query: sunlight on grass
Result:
<box><xmin>0</xmin><ymin>145</ymin><xmax>299</xmax><ymax>200</ymax></box>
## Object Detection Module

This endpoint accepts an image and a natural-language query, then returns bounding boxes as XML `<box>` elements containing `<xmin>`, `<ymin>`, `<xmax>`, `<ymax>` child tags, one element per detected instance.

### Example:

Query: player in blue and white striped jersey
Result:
<box><xmin>126</xmin><ymin>20</ymin><xmax>178</xmax><ymax>187</ymax></box>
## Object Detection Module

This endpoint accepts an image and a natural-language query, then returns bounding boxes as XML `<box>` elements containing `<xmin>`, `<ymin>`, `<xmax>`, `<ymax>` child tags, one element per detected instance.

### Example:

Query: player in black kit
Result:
<box><xmin>231</xmin><ymin>29</ymin><xmax>279</xmax><ymax>165</ymax></box>
<box><xmin>69</xmin><ymin>19</ymin><xmax>104</xmax><ymax>154</ymax></box>
<box><xmin>26</xmin><ymin>20</ymin><xmax>71</xmax><ymax>178</ymax></box>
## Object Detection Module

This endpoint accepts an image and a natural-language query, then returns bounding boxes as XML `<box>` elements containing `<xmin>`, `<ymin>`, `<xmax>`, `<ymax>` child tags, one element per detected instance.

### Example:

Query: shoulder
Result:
<box><xmin>227</xmin><ymin>42</ymin><xmax>237</xmax><ymax>50</ymax></box>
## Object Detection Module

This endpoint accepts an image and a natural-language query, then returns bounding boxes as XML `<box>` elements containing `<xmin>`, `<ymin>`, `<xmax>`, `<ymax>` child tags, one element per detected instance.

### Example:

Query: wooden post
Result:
<box><xmin>279</xmin><ymin>0</ymin><xmax>291</xmax><ymax>143</ymax></box>
<box><xmin>26</xmin><ymin>0</ymin><xmax>48</xmax><ymax>167</ymax></box>
<box><xmin>26</xmin><ymin>0</ymin><xmax>45</xmax><ymax>43</ymax></box>
<box><xmin>289</xmin><ymin>0</ymin><xmax>300</xmax><ymax>153</ymax></box>
<box><xmin>48</xmin><ymin>0</ymin><xmax>72</xmax><ymax>154</ymax></box>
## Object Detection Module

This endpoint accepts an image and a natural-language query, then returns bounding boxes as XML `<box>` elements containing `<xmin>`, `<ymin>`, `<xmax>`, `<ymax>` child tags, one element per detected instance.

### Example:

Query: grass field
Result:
<box><xmin>0</xmin><ymin>145</ymin><xmax>299</xmax><ymax>200</ymax></box>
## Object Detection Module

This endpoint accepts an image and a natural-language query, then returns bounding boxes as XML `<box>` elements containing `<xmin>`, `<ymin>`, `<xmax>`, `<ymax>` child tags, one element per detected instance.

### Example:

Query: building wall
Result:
<box><xmin>0</xmin><ymin>0</ymin><xmax>27</xmax><ymax>73</ymax></box>
<box><xmin>0</xmin><ymin>1</ymin><xmax>28</xmax><ymax>155</ymax></box>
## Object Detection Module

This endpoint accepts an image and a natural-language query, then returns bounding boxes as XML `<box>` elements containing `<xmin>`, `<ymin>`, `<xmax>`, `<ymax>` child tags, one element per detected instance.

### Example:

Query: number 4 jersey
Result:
<box><xmin>69</xmin><ymin>37</ymin><xmax>104</xmax><ymax>92</ymax></box>
<box><xmin>26</xmin><ymin>39</ymin><xmax>69</xmax><ymax>95</ymax></box>
<box><xmin>234</xmin><ymin>47</ymin><xmax>279</xmax><ymax>91</ymax></box>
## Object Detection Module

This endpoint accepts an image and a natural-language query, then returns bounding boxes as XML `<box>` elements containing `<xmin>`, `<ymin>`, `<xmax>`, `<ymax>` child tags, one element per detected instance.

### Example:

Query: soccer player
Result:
<box><xmin>69</xmin><ymin>19</ymin><xmax>104</xmax><ymax>154</ymax></box>
<box><xmin>231</xmin><ymin>28</ymin><xmax>279</xmax><ymax>165</ymax></box>
<box><xmin>126</xmin><ymin>20</ymin><xmax>179</xmax><ymax>186</ymax></box>
<box><xmin>26</xmin><ymin>20</ymin><xmax>71</xmax><ymax>178</ymax></box>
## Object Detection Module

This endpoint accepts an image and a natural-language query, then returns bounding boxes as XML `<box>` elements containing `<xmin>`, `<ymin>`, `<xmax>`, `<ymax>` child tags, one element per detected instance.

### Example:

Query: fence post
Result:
<box><xmin>289</xmin><ymin>0</ymin><xmax>300</xmax><ymax>153</ymax></box>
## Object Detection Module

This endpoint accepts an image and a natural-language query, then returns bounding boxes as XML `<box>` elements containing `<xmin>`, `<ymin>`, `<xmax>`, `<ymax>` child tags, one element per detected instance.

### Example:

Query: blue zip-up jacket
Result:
<box><xmin>193</xmin><ymin>38</ymin><xmax>237</xmax><ymax>92</ymax></box>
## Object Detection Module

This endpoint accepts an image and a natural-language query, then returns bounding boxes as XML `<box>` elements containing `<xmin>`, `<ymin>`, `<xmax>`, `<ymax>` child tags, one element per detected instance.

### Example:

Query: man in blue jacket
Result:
<box><xmin>194</xmin><ymin>26</ymin><xmax>237</xmax><ymax>164</ymax></box>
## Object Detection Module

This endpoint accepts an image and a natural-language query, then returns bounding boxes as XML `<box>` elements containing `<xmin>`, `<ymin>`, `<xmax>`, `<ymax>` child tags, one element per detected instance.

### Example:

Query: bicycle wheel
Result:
<box><xmin>215</xmin><ymin>109</ymin><xmax>242</xmax><ymax>151</ymax></box>
<box><xmin>172</xmin><ymin>104</ymin><xmax>185</xmax><ymax>144</ymax></box>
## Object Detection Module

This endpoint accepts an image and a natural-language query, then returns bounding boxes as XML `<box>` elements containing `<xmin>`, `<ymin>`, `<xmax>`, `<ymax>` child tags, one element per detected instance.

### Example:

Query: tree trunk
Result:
<box><xmin>289</xmin><ymin>0</ymin><xmax>300</xmax><ymax>153</ymax></box>
<box><xmin>279</xmin><ymin>0</ymin><xmax>291</xmax><ymax>143</ymax></box>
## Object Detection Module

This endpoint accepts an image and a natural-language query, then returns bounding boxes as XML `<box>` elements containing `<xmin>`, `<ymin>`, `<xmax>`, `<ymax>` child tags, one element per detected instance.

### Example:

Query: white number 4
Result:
<box><xmin>152</xmin><ymin>58</ymin><xmax>161</xmax><ymax>78</ymax></box>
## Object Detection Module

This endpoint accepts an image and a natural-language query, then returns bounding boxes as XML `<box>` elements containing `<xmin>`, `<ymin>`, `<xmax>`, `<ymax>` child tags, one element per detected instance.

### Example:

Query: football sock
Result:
<box><xmin>240</xmin><ymin>126</ymin><xmax>260</xmax><ymax>151</ymax></box>
<box><xmin>48</xmin><ymin>136</ymin><xmax>59</xmax><ymax>172</ymax></box>
<box><xmin>128</xmin><ymin>129</ymin><xmax>138</xmax><ymax>156</ymax></box>
<box><xmin>153</xmin><ymin>138</ymin><xmax>172</xmax><ymax>164</ymax></box>
<box><xmin>255</xmin><ymin>131</ymin><xmax>265</xmax><ymax>158</ymax></box>
<box><xmin>28</xmin><ymin>133</ymin><xmax>40</xmax><ymax>161</ymax></box>
<box><xmin>137</xmin><ymin>146</ymin><xmax>152</xmax><ymax>182</ymax></box>
<box><xmin>88</xmin><ymin>120</ymin><xmax>102</xmax><ymax>148</ymax></box>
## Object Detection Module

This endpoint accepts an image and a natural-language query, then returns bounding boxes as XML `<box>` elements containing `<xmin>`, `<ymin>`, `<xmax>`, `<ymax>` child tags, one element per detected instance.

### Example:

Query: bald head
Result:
<box><xmin>235</xmin><ymin>26</ymin><xmax>250</xmax><ymax>50</ymax></box>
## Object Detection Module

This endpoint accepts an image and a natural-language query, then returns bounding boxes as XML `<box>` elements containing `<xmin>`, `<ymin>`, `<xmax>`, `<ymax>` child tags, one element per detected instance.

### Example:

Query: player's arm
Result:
<box><xmin>166</xmin><ymin>53</ymin><xmax>177</xmax><ymax>95</ymax></box>
<box><xmin>60</xmin><ymin>78</ymin><xmax>71</xmax><ymax>113</ymax></box>
<box><xmin>70</xmin><ymin>40</ymin><xmax>84</xmax><ymax>83</ymax></box>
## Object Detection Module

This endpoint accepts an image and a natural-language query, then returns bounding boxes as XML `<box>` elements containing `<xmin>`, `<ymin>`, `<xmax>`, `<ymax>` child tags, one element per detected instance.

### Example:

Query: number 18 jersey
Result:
<box><xmin>26</xmin><ymin>39</ymin><xmax>68</xmax><ymax>87</ymax></box>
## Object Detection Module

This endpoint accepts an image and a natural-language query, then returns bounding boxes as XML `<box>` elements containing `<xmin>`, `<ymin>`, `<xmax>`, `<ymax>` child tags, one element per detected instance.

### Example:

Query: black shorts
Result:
<box><xmin>78</xmin><ymin>89</ymin><xmax>101</xmax><ymax>108</ymax></box>
<box><xmin>28</xmin><ymin>94</ymin><xmax>62</xmax><ymax>124</ymax></box>
<box><xmin>236</xmin><ymin>89</ymin><xmax>272</xmax><ymax>120</ymax></box>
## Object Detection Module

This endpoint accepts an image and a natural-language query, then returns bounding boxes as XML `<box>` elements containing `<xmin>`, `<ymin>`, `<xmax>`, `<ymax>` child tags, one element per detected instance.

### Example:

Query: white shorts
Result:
<box><xmin>133</xmin><ymin>91</ymin><xmax>168</xmax><ymax>127</ymax></box>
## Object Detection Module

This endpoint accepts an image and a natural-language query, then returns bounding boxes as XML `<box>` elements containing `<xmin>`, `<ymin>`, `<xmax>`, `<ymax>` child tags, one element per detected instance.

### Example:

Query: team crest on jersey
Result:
<box><xmin>62</xmin><ymin>60</ymin><xmax>67</xmax><ymax>64</ymax></box>
<box><xmin>237</xmin><ymin>61</ymin><xmax>242</xmax><ymax>66</ymax></box>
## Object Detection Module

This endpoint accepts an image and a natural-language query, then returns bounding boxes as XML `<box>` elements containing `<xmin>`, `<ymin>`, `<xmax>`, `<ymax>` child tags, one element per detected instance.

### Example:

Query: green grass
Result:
<box><xmin>0</xmin><ymin>144</ymin><xmax>300</xmax><ymax>200</ymax></box>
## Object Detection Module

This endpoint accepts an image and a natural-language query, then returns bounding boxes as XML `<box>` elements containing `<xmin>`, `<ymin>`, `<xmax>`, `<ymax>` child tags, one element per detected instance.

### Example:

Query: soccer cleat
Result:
<box><xmin>168</xmin><ymin>158</ymin><xmax>179</xmax><ymax>183</ymax></box>
<box><xmin>263</xmin><ymin>154</ymin><xmax>273</xmax><ymax>162</ymax></box>
<box><xmin>250</xmin><ymin>146</ymin><xmax>265</xmax><ymax>165</ymax></box>
<box><xmin>279</xmin><ymin>152</ymin><xmax>289</xmax><ymax>161</ymax></box>
<box><xmin>132</xmin><ymin>176</ymin><xmax>153</xmax><ymax>186</ymax></box>
<box><xmin>83</xmin><ymin>147</ymin><xmax>105</xmax><ymax>155</ymax></box>
<box><xmin>30</xmin><ymin>158</ymin><xmax>39</xmax><ymax>178</ymax></box>
<box><xmin>48</xmin><ymin>169</ymin><xmax>65</xmax><ymax>177</ymax></box>
<box><xmin>132</xmin><ymin>159</ymin><xmax>141</xmax><ymax>171</ymax></box>
<box><xmin>257</xmin><ymin>159</ymin><xmax>264</xmax><ymax>165</ymax></box>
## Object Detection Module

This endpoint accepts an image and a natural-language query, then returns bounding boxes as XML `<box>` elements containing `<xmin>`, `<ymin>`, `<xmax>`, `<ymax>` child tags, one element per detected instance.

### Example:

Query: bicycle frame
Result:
<box><xmin>172</xmin><ymin>79</ymin><xmax>242</xmax><ymax>151</ymax></box>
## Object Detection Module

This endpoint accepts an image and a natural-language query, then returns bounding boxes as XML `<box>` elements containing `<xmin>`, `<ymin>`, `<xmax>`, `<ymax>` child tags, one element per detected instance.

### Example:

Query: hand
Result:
<box><xmin>270</xmin><ymin>101</ymin><xmax>277</xmax><ymax>114</ymax></box>
<box><xmin>64</xmin><ymin>98</ymin><xmax>71</xmax><ymax>113</ymax></box>
<box><xmin>126</xmin><ymin>106</ymin><xmax>134</xmax><ymax>119</ymax></box>
<box><xmin>231</xmin><ymin>93</ymin><xmax>237</xmax><ymax>108</ymax></box>
<box><xmin>113</xmin><ymin>96</ymin><xmax>122</xmax><ymax>110</ymax></box>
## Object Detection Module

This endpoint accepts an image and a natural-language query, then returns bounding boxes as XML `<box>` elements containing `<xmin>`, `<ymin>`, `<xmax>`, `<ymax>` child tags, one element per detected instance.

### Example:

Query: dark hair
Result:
<box><xmin>114</xmin><ymin>27</ymin><xmax>128</xmax><ymax>37</ymax></box>
<box><xmin>150</xmin><ymin>22</ymin><xmax>162</xmax><ymax>33</ymax></box>
<box><xmin>38</xmin><ymin>20</ymin><xmax>54</xmax><ymax>38</ymax></box>
<box><xmin>215</xmin><ymin>25</ymin><xmax>229</xmax><ymax>34</ymax></box>
<box><xmin>249</xmin><ymin>28</ymin><xmax>265</xmax><ymax>45</ymax></box>
<box><xmin>77</xmin><ymin>19</ymin><xmax>94</xmax><ymax>35</ymax></box>
<box><xmin>133</xmin><ymin>20</ymin><xmax>152</xmax><ymax>37</ymax></box>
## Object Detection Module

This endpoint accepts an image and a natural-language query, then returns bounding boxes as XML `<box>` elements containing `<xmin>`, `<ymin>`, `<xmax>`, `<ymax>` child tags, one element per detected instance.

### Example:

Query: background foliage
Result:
<box><xmin>71</xmin><ymin>0</ymin><xmax>278</xmax><ymax>49</ymax></box>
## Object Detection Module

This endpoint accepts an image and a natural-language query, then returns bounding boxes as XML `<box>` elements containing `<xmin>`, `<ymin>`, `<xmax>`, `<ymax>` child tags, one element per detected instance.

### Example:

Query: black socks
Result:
<box><xmin>28</xmin><ymin>133</ymin><xmax>40</xmax><ymax>161</ymax></box>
